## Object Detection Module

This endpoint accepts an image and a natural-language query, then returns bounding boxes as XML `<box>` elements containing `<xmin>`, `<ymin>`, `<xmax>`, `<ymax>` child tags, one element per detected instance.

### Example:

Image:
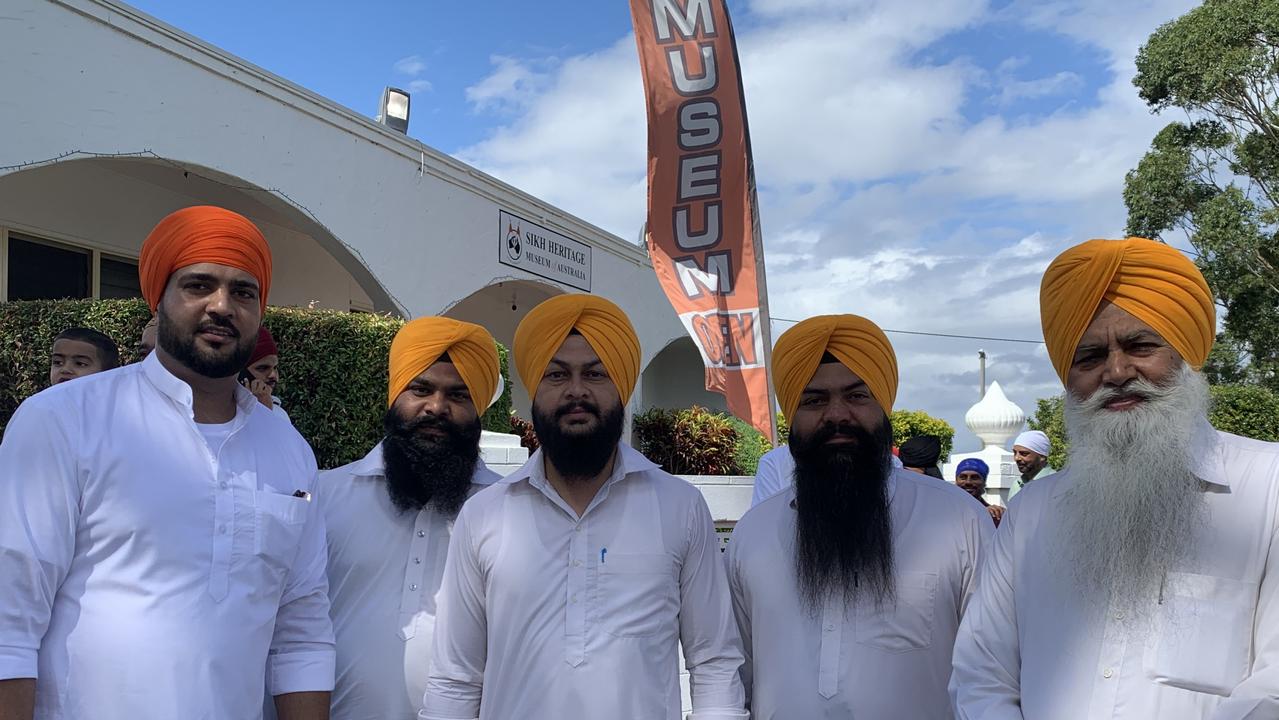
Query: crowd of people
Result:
<box><xmin>0</xmin><ymin>205</ymin><xmax>1276</xmax><ymax>720</ymax></box>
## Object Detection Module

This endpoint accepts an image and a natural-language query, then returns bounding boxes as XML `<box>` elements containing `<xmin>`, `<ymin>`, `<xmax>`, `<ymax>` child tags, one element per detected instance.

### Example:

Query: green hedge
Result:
<box><xmin>1031</xmin><ymin>384</ymin><xmax>1279</xmax><ymax>468</ymax></box>
<box><xmin>890</xmin><ymin>409</ymin><xmax>956</xmax><ymax>463</ymax></box>
<box><xmin>633</xmin><ymin>406</ymin><xmax>746</xmax><ymax>475</ymax></box>
<box><xmin>0</xmin><ymin>299</ymin><xmax>512</xmax><ymax>469</ymax></box>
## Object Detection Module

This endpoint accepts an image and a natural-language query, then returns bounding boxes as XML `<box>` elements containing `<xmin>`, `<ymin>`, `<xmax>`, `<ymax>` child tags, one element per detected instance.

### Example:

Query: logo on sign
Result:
<box><xmin>506</xmin><ymin>222</ymin><xmax>523</xmax><ymax>261</ymax></box>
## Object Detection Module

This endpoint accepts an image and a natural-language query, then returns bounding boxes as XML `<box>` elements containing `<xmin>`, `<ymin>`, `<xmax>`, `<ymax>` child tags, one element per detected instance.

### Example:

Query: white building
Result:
<box><xmin>941</xmin><ymin>381</ymin><xmax>1026</xmax><ymax>507</ymax></box>
<box><xmin>0</xmin><ymin>0</ymin><xmax>731</xmax><ymax>427</ymax></box>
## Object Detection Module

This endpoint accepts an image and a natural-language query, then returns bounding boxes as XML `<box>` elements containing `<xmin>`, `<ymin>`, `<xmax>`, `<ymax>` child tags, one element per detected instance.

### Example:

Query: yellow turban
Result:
<box><xmin>139</xmin><ymin>206</ymin><xmax>273</xmax><ymax>312</ymax></box>
<box><xmin>772</xmin><ymin>314</ymin><xmax>898</xmax><ymax>420</ymax></box>
<box><xmin>513</xmin><ymin>294</ymin><xmax>641</xmax><ymax>405</ymax></box>
<box><xmin>388</xmin><ymin>317</ymin><xmax>500</xmax><ymax>412</ymax></box>
<box><xmin>1040</xmin><ymin>238</ymin><xmax>1215</xmax><ymax>384</ymax></box>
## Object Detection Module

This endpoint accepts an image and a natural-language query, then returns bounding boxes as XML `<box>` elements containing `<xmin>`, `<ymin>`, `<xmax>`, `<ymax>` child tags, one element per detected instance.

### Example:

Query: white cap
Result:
<box><xmin>1012</xmin><ymin>430</ymin><xmax>1051</xmax><ymax>456</ymax></box>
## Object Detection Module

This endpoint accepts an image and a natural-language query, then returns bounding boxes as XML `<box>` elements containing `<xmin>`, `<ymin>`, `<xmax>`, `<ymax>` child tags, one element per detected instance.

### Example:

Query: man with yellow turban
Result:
<box><xmin>423</xmin><ymin>294</ymin><xmax>749</xmax><ymax>720</ymax></box>
<box><xmin>953</xmin><ymin>238</ymin><xmax>1279</xmax><ymax>719</ymax></box>
<box><xmin>312</xmin><ymin>316</ymin><xmax>502</xmax><ymax>720</ymax></box>
<box><xmin>726</xmin><ymin>314</ymin><xmax>990</xmax><ymax>719</ymax></box>
<box><xmin>0</xmin><ymin>206</ymin><xmax>335</xmax><ymax>720</ymax></box>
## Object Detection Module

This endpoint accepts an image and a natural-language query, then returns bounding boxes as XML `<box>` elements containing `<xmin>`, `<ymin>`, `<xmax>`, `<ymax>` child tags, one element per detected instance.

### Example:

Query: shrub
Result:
<box><xmin>890</xmin><ymin>409</ymin><xmax>956</xmax><ymax>463</ymax></box>
<box><xmin>633</xmin><ymin>406</ymin><xmax>741</xmax><ymax>475</ymax></box>
<box><xmin>0</xmin><ymin>299</ymin><xmax>512</xmax><ymax>469</ymax></box>
<box><xmin>510</xmin><ymin>415</ymin><xmax>540</xmax><ymax>452</ymax></box>
<box><xmin>724</xmin><ymin>415</ymin><xmax>772</xmax><ymax>476</ymax></box>
<box><xmin>1027</xmin><ymin>395</ymin><xmax>1068</xmax><ymax>470</ymax></box>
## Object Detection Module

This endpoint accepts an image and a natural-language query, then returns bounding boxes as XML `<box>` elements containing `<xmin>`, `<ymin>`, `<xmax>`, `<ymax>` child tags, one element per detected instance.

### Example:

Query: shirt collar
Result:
<box><xmin>140</xmin><ymin>351</ymin><xmax>260</xmax><ymax>420</ymax></box>
<box><xmin>349</xmin><ymin>439</ymin><xmax>501</xmax><ymax>486</ymax></box>
<box><xmin>1190</xmin><ymin>421</ymin><xmax>1230</xmax><ymax>488</ymax></box>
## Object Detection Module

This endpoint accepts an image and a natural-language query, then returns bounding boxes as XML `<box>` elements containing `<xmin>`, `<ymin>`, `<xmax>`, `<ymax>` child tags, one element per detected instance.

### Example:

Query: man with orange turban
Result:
<box><xmin>726</xmin><ymin>314</ymin><xmax>990</xmax><ymax>719</ymax></box>
<box><xmin>0</xmin><ymin>206</ymin><xmax>334</xmax><ymax>720</ymax></box>
<box><xmin>315</xmin><ymin>316</ymin><xmax>501</xmax><ymax>720</ymax></box>
<box><xmin>423</xmin><ymin>294</ymin><xmax>748</xmax><ymax>720</ymax></box>
<box><xmin>954</xmin><ymin>238</ymin><xmax>1279</xmax><ymax>719</ymax></box>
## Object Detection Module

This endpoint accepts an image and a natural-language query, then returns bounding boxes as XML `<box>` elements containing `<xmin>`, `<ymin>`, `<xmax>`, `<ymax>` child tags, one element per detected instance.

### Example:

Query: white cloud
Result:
<box><xmin>393</xmin><ymin>55</ymin><xmax>427</xmax><ymax>77</ymax></box>
<box><xmin>407</xmin><ymin>79</ymin><xmax>433</xmax><ymax>94</ymax></box>
<box><xmin>450</xmin><ymin>0</ymin><xmax>1200</xmax><ymax>450</ymax></box>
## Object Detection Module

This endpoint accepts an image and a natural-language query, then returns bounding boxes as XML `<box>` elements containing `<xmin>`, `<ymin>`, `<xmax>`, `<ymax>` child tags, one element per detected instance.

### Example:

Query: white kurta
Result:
<box><xmin>320</xmin><ymin>443</ymin><xmax>499</xmax><ymax>720</ymax></box>
<box><xmin>952</xmin><ymin>428</ymin><xmax>1279</xmax><ymax>719</ymax></box>
<box><xmin>729</xmin><ymin>469</ymin><xmax>991</xmax><ymax>719</ymax></box>
<box><xmin>750</xmin><ymin>446</ymin><xmax>795</xmax><ymax>508</ymax></box>
<box><xmin>0</xmin><ymin>352</ymin><xmax>334</xmax><ymax>720</ymax></box>
<box><xmin>420</xmin><ymin>443</ymin><xmax>748</xmax><ymax>720</ymax></box>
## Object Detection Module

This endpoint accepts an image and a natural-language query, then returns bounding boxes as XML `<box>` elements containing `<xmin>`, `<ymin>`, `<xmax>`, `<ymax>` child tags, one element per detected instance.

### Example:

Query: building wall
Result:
<box><xmin>0</xmin><ymin>0</ymin><xmax>687</xmax><ymax>385</ymax></box>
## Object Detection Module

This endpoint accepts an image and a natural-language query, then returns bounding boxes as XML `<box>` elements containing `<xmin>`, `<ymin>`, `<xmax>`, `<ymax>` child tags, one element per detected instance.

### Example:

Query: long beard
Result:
<box><xmin>158</xmin><ymin>307</ymin><xmax>255</xmax><ymax>378</ymax></box>
<box><xmin>381</xmin><ymin>409</ymin><xmax>481</xmax><ymax>517</ymax></box>
<box><xmin>1061</xmin><ymin>364</ymin><xmax>1211</xmax><ymax>619</ymax></box>
<box><xmin>532</xmin><ymin>399</ymin><xmax>624</xmax><ymax>481</ymax></box>
<box><xmin>790</xmin><ymin>418</ymin><xmax>895</xmax><ymax>613</ymax></box>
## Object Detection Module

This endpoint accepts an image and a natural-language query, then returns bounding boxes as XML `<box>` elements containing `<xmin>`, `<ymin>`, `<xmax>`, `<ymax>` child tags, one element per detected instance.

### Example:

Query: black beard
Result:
<box><xmin>381</xmin><ymin>409</ymin><xmax>481</xmax><ymax>517</ymax></box>
<box><xmin>157</xmin><ymin>307</ymin><xmax>255</xmax><ymax>379</ymax></box>
<box><xmin>789</xmin><ymin>417</ymin><xmax>895</xmax><ymax>613</ymax></box>
<box><xmin>532</xmin><ymin>399</ymin><xmax>624</xmax><ymax>481</ymax></box>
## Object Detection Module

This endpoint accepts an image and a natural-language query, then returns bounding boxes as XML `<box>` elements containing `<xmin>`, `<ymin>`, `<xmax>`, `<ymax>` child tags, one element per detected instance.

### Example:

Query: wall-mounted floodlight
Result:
<box><xmin>376</xmin><ymin>86</ymin><xmax>410</xmax><ymax>134</ymax></box>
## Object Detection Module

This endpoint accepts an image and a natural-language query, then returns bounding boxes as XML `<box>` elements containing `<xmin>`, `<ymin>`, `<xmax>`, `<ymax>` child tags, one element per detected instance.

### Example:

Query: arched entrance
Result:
<box><xmin>0</xmin><ymin>156</ymin><xmax>398</xmax><ymax>313</ymax></box>
<box><xmin>640</xmin><ymin>336</ymin><xmax>727</xmax><ymax>413</ymax></box>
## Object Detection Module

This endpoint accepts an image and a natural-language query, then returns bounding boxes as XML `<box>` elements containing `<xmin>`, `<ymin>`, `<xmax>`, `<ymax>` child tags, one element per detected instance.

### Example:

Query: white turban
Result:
<box><xmin>1013</xmin><ymin>430</ymin><xmax>1051</xmax><ymax>457</ymax></box>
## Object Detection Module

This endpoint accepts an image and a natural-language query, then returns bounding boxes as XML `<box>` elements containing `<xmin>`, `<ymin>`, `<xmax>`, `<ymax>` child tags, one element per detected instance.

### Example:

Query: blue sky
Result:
<box><xmin>127</xmin><ymin>0</ymin><xmax>1201</xmax><ymax>451</ymax></box>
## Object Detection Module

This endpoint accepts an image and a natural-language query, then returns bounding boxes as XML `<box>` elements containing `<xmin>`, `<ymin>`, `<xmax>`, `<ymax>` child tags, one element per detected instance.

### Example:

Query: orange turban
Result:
<box><xmin>772</xmin><ymin>314</ymin><xmax>898</xmax><ymax>420</ymax></box>
<box><xmin>1040</xmin><ymin>238</ymin><xmax>1215</xmax><ymax>384</ymax></box>
<box><xmin>513</xmin><ymin>294</ymin><xmax>640</xmax><ymax>405</ymax></box>
<box><xmin>139</xmin><ymin>206</ymin><xmax>273</xmax><ymax>312</ymax></box>
<box><xmin>388</xmin><ymin>317</ymin><xmax>500</xmax><ymax>412</ymax></box>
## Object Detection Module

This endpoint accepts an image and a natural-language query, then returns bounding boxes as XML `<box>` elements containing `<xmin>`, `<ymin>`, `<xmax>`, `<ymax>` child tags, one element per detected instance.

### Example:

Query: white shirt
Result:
<box><xmin>750</xmin><ymin>446</ymin><xmax>794</xmax><ymax>507</ymax></box>
<box><xmin>320</xmin><ymin>443</ymin><xmax>499</xmax><ymax>720</ymax></box>
<box><xmin>421</xmin><ymin>443</ymin><xmax>748</xmax><ymax>720</ymax></box>
<box><xmin>729</xmin><ymin>469</ymin><xmax>991</xmax><ymax>719</ymax></box>
<box><xmin>0</xmin><ymin>353</ymin><xmax>335</xmax><ymax>720</ymax></box>
<box><xmin>952</xmin><ymin>429</ymin><xmax>1279</xmax><ymax>719</ymax></box>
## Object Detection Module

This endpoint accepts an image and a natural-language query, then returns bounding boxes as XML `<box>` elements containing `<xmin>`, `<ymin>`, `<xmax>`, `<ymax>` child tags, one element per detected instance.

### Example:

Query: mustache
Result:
<box><xmin>555</xmin><ymin>400</ymin><xmax>600</xmax><ymax>419</ymax></box>
<box><xmin>810</xmin><ymin>421</ymin><xmax>863</xmax><ymax>444</ymax></box>
<box><xmin>196</xmin><ymin>317</ymin><xmax>240</xmax><ymax>338</ymax></box>
<box><xmin>1075</xmin><ymin>375</ymin><xmax>1176</xmax><ymax>412</ymax></box>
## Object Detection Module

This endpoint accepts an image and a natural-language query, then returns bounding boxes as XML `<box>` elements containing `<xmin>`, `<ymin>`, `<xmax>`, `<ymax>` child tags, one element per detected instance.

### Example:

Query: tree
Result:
<box><xmin>1027</xmin><ymin>396</ymin><xmax>1068</xmax><ymax>470</ymax></box>
<box><xmin>890</xmin><ymin>409</ymin><xmax>956</xmax><ymax>463</ymax></box>
<box><xmin>1124</xmin><ymin>0</ymin><xmax>1279</xmax><ymax>390</ymax></box>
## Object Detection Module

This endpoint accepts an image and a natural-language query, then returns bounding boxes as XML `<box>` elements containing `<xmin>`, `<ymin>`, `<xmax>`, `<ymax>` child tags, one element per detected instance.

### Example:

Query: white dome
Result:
<box><xmin>965</xmin><ymin>381</ymin><xmax>1026</xmax><ymax>448</ymax></box>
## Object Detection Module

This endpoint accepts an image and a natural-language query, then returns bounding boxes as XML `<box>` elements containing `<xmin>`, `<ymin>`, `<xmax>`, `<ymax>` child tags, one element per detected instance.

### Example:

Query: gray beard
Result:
<box><xmin>1060</xmin><ymin>363</ymin><xmax>1212</xmax><ymax>620</ymax></box>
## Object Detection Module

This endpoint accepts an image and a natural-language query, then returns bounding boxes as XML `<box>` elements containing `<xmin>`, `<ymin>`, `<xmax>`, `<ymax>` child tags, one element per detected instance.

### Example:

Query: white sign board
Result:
<box><xmin>498</xmin><ymin>210</ymin><xmax>592</xmax><ymax>291</ymax></box>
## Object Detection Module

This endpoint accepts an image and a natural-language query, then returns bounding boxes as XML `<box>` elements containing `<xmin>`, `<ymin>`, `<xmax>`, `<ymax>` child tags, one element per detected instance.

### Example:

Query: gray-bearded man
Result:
<box><xmin>952</xmin><ymin>237</ymin><xmax>1279</xmax><ymax>719</ymax></box>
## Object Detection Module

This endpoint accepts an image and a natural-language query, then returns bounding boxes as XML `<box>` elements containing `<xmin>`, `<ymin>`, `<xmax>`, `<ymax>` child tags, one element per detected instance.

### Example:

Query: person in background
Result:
<box><xmin>48</xmin><ymin>327</ymin><xmax>119</xmax><ymax>386</ymax></box>
<box><xmin>751</xmin><ymin>445</ymin><xmax>795</xmax><ymax>507</ymax></box>
<box><xmin>0</xmin><ymin>205</ymin><xmax>334</xmax><ymax>720</ymax></box>
<box><xmin>1008</xmin><ymin>430</ymin><xmax>1053</xmax><ymax>499</ymax></box>
<box><xmin>898</xmin><ymin>435</ymin><xmax>944</xmax><ymax>479</ymax></box>
<box><xmin>728</xmin><ymin>314</ymin><xmax>991</xmax><ymax>719</ymax></box>
<box><xmin>422</xmin><ymin>294</ymin><xmax>747</xmax><ymax>720</ymax></box>
<box><xmin>320</xmin><ymin>316</ymin><xmax>501</xmax><ymax>720</ymax></box>
<box><xmin>952</xmin><ymin>237</ymin><xmax>1279</xmax><ymax>718</ymax></box>
<box><xmin>955</xmin><ymin>458</ymin><xmax>1003</xmax><ymax>526</ymax></box>
<box><xmin>243</xmin><ymin>326</ymin><xmax>290</xmax><ymax>420</ymax></box>
<box><xmin>137</xmin><ymin>315</ymin><xmax>159</xmax><ymax>359</ymax></box>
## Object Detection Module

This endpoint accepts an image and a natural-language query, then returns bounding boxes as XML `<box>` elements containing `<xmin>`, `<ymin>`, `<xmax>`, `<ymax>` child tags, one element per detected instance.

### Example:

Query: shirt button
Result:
<box><xmin>410</xmin><ymin>583</ymin><xmax>419</xmax><ymax>591</ymax></box>
<box><xmin>1103</xmin><ymin>668</ymin><xmax>1114</xmax><ymax>679</ymax></box>
<box><xmin>825</xmin><ymin>623</ymin><xmax>835</xmax><ymax>632</ymax></box>
<box><xmin>571</xmin><ymin>594</ymin><xmax>578</xmax><ymax>603</ymax></box>
<box><xmin>218</xmin><ymin>524</ymin><xmax>227</xmax><ymax>534</ymax></box>
<box><xmin>1114</xmin><ymin>611</ymin><xmax>1125</xmax><ymax>620</ymax></box>
<box><xmin>417</xmin><ymin>530</ymin><xmax>426</xmax><ymax>537</ymax></box>
<box><xmin>219</xmin><ymin>481</ymin><xmax>229</xmax><ymax>490</ymax></box>
<box><xmin>574</xmin><ymin>526</ymin><xmax>581</xmax><ymax>533</ymax></box>
<box><xmin>573</xmin><ymin>560</ymin><xmax>582</xmax><ymax>567</ymax></box>
<box><xmin>414</xmin><ymin>557</ymin><xmax>422</xmax><ymax>565</ymax></box>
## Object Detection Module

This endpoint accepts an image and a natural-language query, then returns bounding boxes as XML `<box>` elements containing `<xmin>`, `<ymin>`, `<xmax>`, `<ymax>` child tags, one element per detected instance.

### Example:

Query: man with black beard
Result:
<box><xmin>953</xmin><ymin>238</ymin><xmax>1279</xmax><ymax>719</ymax></box>
<box><xmin>0</xmin><ymin>206</ymin><xmax>333</xmax><ymax>720</ymax></box>
<box><xmin>310</xmin><ymin>317</ymin><xmax>501</xmax><ymax>720</ymax></box>
<box><xmin>727</xmin><ymin>314</ymin><xmax>990</xmax><ymax>720</ymax></box>
<box><xmin>423</xmin><ymin>294</ymin><xmax>748</xmax><ymax>720</ymax></box>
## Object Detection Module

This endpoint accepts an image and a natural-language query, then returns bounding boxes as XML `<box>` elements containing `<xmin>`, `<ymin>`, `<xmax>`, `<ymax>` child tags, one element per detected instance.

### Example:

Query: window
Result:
<box><xmin>7</xmin><ymin>234</ymin><xmax>90</xmax><ymax>301</ymax></box>
<box><xmin>99</xmin><ymin>255</ymin><xmax>142</xmax><ymax>299</ymax></box>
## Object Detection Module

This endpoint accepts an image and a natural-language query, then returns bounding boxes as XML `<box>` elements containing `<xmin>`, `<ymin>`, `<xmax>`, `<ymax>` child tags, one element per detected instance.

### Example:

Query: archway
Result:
<box><xmin>640</xmin><ymin>336</ymin><xmax>727</xmax><ymax>414</ymax></box>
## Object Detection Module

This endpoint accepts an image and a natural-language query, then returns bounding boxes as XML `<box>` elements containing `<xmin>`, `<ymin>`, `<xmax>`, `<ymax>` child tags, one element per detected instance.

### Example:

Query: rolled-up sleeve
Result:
<box><xmin>421</xmin><ymin>504</ymin><xmax>487</xmax><ymax>720</ymax></box>
<box><xmin>0</xmin><ymin>398</ymin><xmax>79</xmax><ymax>680</ymax></box>
<box><xmin>267</xmin><ymin>465</ymin><xmax>336</xmax><ymax>695</ymax></box>
<box><xmin>679</xmin><ymin>497</ymin><xmax>749</xmax><ymax>719</ymax></box>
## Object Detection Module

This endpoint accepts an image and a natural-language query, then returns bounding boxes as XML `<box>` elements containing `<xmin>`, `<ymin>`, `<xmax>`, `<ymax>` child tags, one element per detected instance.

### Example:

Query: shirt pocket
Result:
<box><xmin>1143</xmin><ymin>572</ymin><xmax>1257</xmax><ymax>696</ymax></box>
<box><xmin>596</xmin><ymin>553</ymin><xmax>677</xmax><ymax>639</ymax></box>
<box><xmin>253</xmin><ymin>490</ymin><xmax>308</xmax><ymax>576</ymax></box>
<box><xmin>854</xmin><ymin>571</ymin><xmax>938</xmax><ymax>653</ymax></box>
